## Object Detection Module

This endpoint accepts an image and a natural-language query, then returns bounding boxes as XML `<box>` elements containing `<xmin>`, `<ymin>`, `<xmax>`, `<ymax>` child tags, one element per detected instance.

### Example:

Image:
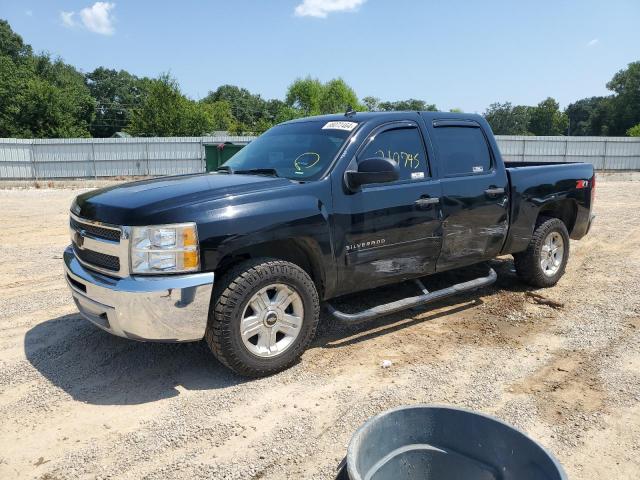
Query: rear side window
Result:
<box><xmin>359</xmin><ymin>127</ymin><xmax>428</xmax><ymax>181</ymax></box>
<box><xmin>431</xmin><ymin>126</ymin><xmax>492</xmax><ymax>176</ymax></box>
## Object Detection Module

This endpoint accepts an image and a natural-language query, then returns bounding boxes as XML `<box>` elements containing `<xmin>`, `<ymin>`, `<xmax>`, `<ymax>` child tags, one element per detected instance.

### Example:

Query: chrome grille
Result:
<box><xmin>69</xmin><ymin>213</ymin><xmax>129</xmax><ymax>277</ymax></box>
<box><xmin>70</xmin><ymin>217</ymin><xmax>121</xmax><ymax>242</ymax></box>
<box><xmin>73</xmin><ymin>244</ymin><xmax>120</xmax><ymax>272</ymax></box>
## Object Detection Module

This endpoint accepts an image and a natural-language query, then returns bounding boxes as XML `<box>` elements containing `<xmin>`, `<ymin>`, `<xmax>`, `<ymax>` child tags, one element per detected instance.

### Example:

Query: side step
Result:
<box><xmin>325</xmin><ymin>268</ymin><xmax>497</xmax><ymax>324</ymax></box>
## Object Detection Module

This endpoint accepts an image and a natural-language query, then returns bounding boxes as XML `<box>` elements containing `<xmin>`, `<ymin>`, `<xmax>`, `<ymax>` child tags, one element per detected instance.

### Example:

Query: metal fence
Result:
<box><xmin>0</xmin><ymin>136</ymin><xmax>254</xmax><ymax>180</ymax></box>
<box><xmin>496</xmin><ymin>136</ymin><xmax>640</xmax><ymax>170</ymax></box>
<box><xmin>1</xmin><ymin>135</ymin><xmax>639</xmax><ymax>179</ymax></box>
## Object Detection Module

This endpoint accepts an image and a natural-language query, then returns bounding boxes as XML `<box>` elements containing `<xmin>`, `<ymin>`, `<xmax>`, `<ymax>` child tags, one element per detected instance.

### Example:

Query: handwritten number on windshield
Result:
<box><xmin>375</xmin><ymin>150</ymin><xmax>420</xmax><ymax>169</ymax></box>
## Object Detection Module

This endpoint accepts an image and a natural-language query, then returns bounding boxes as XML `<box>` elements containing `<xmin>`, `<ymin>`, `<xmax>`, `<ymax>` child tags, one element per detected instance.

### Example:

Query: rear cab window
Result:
<box><xmin>430</xmin><ymin>125</ymin><xmax>492</xmax><ymax>176</ymax></box>
<box><xmin>358</xmin><ymin>126</ymin><xmax>429</xmax><ymax>182</ymax></box>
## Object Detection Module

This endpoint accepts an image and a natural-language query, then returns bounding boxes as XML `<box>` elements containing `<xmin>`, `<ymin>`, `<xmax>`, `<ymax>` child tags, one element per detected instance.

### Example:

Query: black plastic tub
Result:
<box><xmin>338</xmin><ymin>405</ymin><xmax>567</xmax><ymax>480</ymax></box>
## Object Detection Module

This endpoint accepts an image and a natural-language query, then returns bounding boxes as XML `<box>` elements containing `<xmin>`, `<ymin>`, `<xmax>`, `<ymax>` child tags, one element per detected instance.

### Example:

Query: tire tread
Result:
<box><xmin>205</xmin><ymin>258</ymin><xmax>319</xmax><ymax>377</ymax></box>
<box><xmin>514</xmin><ymin>217</ymin><xmax>569</xmax><ymax>288</ymax></box>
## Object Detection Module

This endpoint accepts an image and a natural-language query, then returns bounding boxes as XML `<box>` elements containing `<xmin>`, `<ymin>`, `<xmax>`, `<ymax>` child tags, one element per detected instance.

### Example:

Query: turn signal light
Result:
<box><xmin>183</xmin><ymin>228</ymin><xmax>197</xmax><ymax>248</ymax></box>
<box><xmin>182</xmin><ymin>250</ymin><xmax>199</xmax><ymax>269</ymax></box>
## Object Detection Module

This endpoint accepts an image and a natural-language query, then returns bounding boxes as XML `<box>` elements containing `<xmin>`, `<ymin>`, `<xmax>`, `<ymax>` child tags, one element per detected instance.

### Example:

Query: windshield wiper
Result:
<box><xmin>215</xmin><ymin>165</ymin><xmax>234</xmax><ymax>174</ymax></box>
<box><xmin>235</xmin><ymin>168</ymin><xmax>279</xmax><ymax>177</ymax></box>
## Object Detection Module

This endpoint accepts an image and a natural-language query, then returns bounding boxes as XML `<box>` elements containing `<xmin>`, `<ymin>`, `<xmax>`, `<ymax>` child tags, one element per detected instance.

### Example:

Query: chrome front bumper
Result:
<box><xmin>63</xmin><ymin>246</ymin><xmax>214</xmax><ymax>342</ymax></box>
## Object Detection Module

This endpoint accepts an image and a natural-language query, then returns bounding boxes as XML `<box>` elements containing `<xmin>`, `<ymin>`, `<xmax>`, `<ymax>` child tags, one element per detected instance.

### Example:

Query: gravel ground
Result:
<box><xmin>0</xmin><ymin>176</ymin><xmax>639</xmax><ymax>479</ymax></box>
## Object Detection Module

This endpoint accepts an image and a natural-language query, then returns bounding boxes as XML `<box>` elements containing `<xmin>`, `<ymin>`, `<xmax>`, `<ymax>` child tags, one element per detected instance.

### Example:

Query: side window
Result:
<box><xmin>431</xmin><ymin>126</ymin><xmax>492</xmax><ymax>176</ymax></box>
<box><xmin>359</xmin><ymin>127</ymin><xmax>428</xmax><ymax>182</ymax></box>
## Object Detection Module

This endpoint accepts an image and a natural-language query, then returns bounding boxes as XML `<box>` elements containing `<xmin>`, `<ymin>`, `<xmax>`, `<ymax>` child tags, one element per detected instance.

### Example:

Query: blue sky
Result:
<box><xmin>2</xmin><ymin>1</ymin><xmax>639</xmax><ymax>113</ymax></box>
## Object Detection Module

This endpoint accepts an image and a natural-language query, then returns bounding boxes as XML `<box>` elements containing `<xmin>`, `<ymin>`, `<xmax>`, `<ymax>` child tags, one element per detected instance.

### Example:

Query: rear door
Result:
<box><xmin>333</xmin><ymin>121</ymin><xmax>443</xmax><ymax>294</ymax></box>
<box><xmin>428</xmin><ymin>120</ymin><xmax>509</xmax><ymax>271</ymax></box>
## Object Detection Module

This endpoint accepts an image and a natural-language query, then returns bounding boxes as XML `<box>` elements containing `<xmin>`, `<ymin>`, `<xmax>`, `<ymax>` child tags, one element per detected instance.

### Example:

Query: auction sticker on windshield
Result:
<box><xmin>322</xmin><ymin>121</ymin><xmax>358</xmax><ymax>131</ymax></box>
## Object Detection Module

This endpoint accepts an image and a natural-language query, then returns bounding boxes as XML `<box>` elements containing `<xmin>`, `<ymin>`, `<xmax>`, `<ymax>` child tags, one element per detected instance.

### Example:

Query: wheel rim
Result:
<box><xmin>240</xmin><ymin>283</ymin><xmax>304</xmax><ymax>358</ymax></box>
<box><xmin>540</xmin><ymin>231</ymin><xmax>564</xmax><ymax>277</ymax></box>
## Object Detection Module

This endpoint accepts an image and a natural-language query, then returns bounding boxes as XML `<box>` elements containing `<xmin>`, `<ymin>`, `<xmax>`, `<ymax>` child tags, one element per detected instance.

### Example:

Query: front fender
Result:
<box><xmin>197</xmin><ymin>189</ymin><xmax>336</xmax><ymax>294</ymax></box>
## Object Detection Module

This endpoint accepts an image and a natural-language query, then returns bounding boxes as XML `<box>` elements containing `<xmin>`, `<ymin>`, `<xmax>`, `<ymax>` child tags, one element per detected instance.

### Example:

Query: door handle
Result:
<box><xmin>484</xmin><ymin>187</ymin><xmax>505</xmax><ymax>196</ymax></box>
<box><xmin>415</xmin><ymin>196</ymin><xmax>440</xmax><ymax>207</ymax></box>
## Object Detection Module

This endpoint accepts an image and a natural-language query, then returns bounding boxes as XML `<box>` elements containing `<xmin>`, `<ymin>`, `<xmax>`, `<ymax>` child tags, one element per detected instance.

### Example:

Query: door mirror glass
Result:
<box><xmin>346</xmin><ymin>157</ymin><xmax>399</xmax><ymax>190</ymax></box>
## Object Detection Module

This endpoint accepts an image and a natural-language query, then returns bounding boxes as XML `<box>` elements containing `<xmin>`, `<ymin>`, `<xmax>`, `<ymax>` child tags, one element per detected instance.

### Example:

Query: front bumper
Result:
<box><xmin>63</xmin><ymin>246</ymin><xmax>214</xmax><ymax>342</ymax></box>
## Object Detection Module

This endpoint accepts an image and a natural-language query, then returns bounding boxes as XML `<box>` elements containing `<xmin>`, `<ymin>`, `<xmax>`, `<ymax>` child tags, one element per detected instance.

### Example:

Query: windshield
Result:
<box><xmin>222</xmin><ymin>121</ymin><xmax>357</xmax><ymax>180</ymax></box>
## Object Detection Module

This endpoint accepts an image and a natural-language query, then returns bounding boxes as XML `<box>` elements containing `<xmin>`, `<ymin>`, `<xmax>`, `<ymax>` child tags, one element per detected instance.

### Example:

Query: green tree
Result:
<box><xmin>484</xmin><ymin>102</ymin><xmax>532</xmax><ymax>135</ymax></box>
<box><xmin>183</xmin><ymin>101</ymin><xmax>216</xmax><ymax>135</ymax></box>
<box><xmin>0</xmin><ymin>55</ymin><xmax>94</xmax><ymax>138</ymax></box>
<box><xmin>86</xmin><ymin>67</ymin><xmax>148</xmax><ymax>137</ymax></box>
<box><xmin>274</xmin><ymin>106</ymin><xmax>301</xmax><ymax>125</ymax></box>
<box><xmin>362</xmin><ymin>96</ymin><xmax>380</xmax><ymax>112</ymax></box>
<box><xmin>565</xmin><ymin>96</ymin><xmax>613</xmax><ymax>136</ymax></box>
<box><xmin>264</xmin><ymin>99</ymin><xmax>297</xmax><ymax>124</ymax></box>
<box><xmin>606</xmin><ymin>61</ymin><xmax>640</xmax><ymax>135</ymax></box>
<box><xmin>18</xmin><ymin>73</ymin><xmax>93</xmax><ymax>138</ymax></box>
<box><xmin>202</xmin><ymin>84</ymin><xmax>267</xmax><ymax>132</ymax></box>
<box><xmin>0</xmin><ymin>55</ymin><xmax>31</xmax><ymax>137</ymax></box>
<box><xmin>127</xmin><ymin>74</ymin><xmax>213</xmax><ymax>136</ymax></box>
<box><xmin>0</xmin><ymin>19</ymin><xmax>32</xmax><ymax>61</ymax></box>
<box><xmin>285</xmin><ymin>76</ymin><xmax>324</xmax><ymax>115</ymax></box>
<box><xmin>627</xmin><ymin>123</ymin><xmax>640</xmax><ymax>136</ymax></box>
<box><xmin>528</xmin><ymin>97</ymin><xmax>568</xmax><ymax>135</ymax></box>
<box><xmin>286</xmin><ymin>77</ymin><xmax>364</xmax><ymax>116</ymax></box>
<box><xmin>0</xmin><ymin>21</ymin><xmax>94</xmax><ymax>138</ymax></box>
<box><xmin>265</xmin><ymin>99</ymin><xmax>285</xmax><ymax>120</ymax></box>
<box><xmin>318</xmin><ymin>78</ymin><xmax>360</xmax><ymax>114</ymax></box>
<box><xmin>378</xmin><ymin>99</ymin><xmax>437</xmax><ymax>111</ymax></box>
<box><xmin>206</xmin><ymin>99</ymin><xmax>234</xmax><ymax>131</ymax></box>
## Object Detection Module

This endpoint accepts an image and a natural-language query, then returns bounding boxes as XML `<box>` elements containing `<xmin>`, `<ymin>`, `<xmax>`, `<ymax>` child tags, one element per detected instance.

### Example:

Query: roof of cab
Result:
<box><xmin>281</xmin><ymin>111</ymin><xmax>485</xmax><ymax>126</ymax></box>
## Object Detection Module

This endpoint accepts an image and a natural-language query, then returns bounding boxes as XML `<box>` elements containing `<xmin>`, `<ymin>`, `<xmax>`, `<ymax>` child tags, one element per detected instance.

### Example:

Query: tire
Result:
<box><xmin>205</xmin><ymin>258</ymin><xmax>320</xmax><ymax>377</ymax></box>
<box><xmin>514</xmin><ymin>217</ymin><xmax>570</xmax><ymax>288</ymax></box>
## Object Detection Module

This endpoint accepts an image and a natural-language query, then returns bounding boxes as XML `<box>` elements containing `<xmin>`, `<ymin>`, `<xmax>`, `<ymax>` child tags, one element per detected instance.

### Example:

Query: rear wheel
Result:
<box><xmin>205</xmin><ymin>258</ymin><xmax>320</xmax><ymax>377</ymax></box>
<box><xmin>514</xmin><ymin>217</ymin><xmax>570</xmax><ymax>288</ymax></box>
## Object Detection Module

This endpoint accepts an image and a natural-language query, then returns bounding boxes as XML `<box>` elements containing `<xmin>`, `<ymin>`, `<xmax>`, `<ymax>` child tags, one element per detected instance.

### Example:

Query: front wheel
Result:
<box><xmin>514</xmin><ymin>217</ymin><xmax>570</xmax><ymax>288</ymax></box>
<box><xmin>205</xmin><ymin>258</ymin><xmax>320</xmax><ymax>377</ymax></box>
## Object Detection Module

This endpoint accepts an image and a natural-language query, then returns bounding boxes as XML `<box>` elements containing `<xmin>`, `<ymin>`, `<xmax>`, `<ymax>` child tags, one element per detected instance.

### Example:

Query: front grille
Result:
<box><xmin>70</xmin><ymin>217</ymin><xmax>120</xmax><ymax>242</ymax></box>
<box><xmin>73</xmin><ymin>245</ymin><xmax>120</xmax><ymax>272</ymax></box>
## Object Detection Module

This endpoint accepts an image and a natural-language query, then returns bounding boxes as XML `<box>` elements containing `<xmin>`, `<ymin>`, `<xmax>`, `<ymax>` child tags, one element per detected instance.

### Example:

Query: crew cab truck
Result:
<box><xmin>64</xmin><ymin>111</ymin><xmax>595</xmax><ymax>377</ymax></box>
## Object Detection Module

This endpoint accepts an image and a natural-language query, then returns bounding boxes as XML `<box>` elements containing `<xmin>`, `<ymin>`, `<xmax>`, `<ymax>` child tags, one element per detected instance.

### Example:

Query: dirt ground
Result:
<box><xmin>0</xmin><ymin>176</ymin><xmax>639</xmax><ymax>479</ymax></box>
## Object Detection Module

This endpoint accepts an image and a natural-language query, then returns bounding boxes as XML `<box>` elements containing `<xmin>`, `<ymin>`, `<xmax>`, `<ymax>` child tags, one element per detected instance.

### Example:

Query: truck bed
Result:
<box><xmin>502</xmin><ymin>160</ymin><xmax>595</xmax><ymax>254</ymax></box>
<box><xmin>505</xmin><ymin>161</ymin><xmax>577</xmax><ymax>168</ymax></box>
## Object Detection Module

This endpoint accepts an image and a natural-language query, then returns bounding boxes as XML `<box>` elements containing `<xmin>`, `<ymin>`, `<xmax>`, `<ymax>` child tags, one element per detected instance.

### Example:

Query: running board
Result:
<box><xmin>326</xmin><ymin>268</ymin><xmax>497</xmax><ymax>324</ymax></box>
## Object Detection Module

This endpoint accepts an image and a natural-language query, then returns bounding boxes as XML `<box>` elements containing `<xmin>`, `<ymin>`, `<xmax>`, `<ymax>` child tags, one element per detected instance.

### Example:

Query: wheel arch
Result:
<box><xmin>536</xmin><ymin>198</ymin><xmax>578</xmax><ymax>234</ymax></box>
<box><xmin>214</xmin><ymin>237</ymin><xmax>327</xmax><ymax>299</ymax></box>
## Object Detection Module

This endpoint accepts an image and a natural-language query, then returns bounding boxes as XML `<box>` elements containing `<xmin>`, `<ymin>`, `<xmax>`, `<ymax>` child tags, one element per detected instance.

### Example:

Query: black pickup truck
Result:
<box><xmin>64</xmin><ymin>111</ymin><xmax>595</xmax><ymax>376</ymax></box>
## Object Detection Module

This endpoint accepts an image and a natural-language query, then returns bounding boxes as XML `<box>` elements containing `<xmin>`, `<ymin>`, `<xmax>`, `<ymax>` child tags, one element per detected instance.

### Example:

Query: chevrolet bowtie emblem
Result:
<box><xmin>75</xmin><ymin>230</ymin><xmax>85</xmax><ymax>248</ymax></box>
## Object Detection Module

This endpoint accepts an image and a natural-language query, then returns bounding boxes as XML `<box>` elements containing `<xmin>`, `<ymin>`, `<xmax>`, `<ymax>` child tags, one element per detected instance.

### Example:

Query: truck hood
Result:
<box><xmin>72</xmin><ymin>173</ymin><xmax>293</xmax><ymax>225</ymax></box>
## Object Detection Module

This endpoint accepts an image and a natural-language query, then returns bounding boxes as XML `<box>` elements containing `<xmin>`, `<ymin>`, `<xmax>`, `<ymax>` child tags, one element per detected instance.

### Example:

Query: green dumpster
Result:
<box><xmin>204</xmin><ymin>142</ymin><xmax>245</xmax><ymax>171</ymax></box>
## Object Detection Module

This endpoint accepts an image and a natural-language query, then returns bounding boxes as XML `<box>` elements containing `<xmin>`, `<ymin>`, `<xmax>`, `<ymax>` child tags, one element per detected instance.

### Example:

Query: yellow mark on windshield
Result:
<box><xmin>294</xmin><ymin>152</ymin><xmax>321</xmax><ymax>171</ymax></box>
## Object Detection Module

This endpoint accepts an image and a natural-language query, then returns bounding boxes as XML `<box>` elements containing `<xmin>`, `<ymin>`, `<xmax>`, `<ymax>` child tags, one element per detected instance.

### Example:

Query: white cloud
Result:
<box><xmin>80</xmin><ymin>2</ymin><xmax>116</xmax><ymax>35</ymax></box>
<box><xmin>587</xmin><ymin>38</ymin><xmax>599</xmax><ymax>47</ymax></box>
<box><xmin>25</xmin><ymin>10</ymin><xmax>33</xmax><ymax>17</ymax></box>
<box><xmin>61</xmin><ymin>3</ymin><xmax>116</xmax><ymax>34</ymax></box>
<box><xmin>294</xmin><ymin>0</ymin><xmax>366</xmax><ymax>18</ymax></box>
<box><xmin>60</xmin><ymin>11</ymin><xmax>76</xmax><ymax>28</ymax></box>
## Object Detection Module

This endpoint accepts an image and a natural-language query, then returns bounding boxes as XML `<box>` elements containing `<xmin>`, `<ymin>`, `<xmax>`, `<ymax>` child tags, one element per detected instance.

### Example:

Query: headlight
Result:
<box><xmin>130</xmin><ymin>223</ymin><xmax>200</xmax><ymax>274</ymax></box>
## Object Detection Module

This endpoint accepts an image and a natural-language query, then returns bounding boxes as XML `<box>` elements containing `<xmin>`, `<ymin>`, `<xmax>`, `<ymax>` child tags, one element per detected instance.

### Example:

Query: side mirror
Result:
<box><xmin>345</xmin><ymin>157</ymin><xmax>400</xmax><ymax>191</ymax></box>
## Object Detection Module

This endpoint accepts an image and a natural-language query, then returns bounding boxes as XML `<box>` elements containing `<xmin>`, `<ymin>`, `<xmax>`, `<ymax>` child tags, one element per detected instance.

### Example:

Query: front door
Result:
<box><xmin>428</xmin><ymin>121</ymin><xmax>509</xmax><ymax>271</ymax></box>
<box><xmin>333</xmin><ymin>121</ymin><xmax>443</xmax><ymax>295</ymax></box>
